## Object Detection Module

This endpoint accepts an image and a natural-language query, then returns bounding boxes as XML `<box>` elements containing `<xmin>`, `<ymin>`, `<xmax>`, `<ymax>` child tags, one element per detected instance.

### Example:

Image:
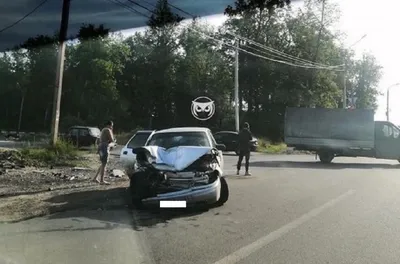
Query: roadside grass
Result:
<box><xmin>20</xmin><ymin>140</ymin><xmax>84</xmax><ymax>167</ymax></box>
<box><xmin>256</xmin><ymin>138</ymin><xmax>287</xmax><ymax>154</ymax></box>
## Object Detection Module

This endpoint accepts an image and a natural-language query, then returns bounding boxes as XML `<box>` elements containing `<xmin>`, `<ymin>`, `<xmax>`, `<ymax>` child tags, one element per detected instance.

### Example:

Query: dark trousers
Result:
<box><xmin>237</xmin><ymin>150</ymin><xmax>250</xmax><ymax>172</ymax></box>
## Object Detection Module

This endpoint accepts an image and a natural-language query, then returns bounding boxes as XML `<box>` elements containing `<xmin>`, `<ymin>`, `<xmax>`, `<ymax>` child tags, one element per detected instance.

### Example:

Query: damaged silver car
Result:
<box><xmin>127</xmin><ymin>127</ymin><xmax>229</xmax><ymax>209</ymax></box>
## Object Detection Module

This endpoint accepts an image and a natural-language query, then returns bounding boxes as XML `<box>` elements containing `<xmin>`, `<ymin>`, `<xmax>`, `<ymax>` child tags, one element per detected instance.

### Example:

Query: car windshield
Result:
<box><xmin>147</xmin><ymin>132</ymin><xmax>210</xmax><ymax>148</ymax></box>
<box><xmin>127</xmin><ymin>132</ymin><xmax>152</xmax><ymax>149</ymax></box>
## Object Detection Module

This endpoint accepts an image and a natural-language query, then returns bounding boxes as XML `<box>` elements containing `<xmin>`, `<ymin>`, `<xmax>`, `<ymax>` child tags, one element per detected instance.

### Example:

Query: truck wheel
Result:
<box><xmin>318</xmin><ymin>152</ymin><xmax>334</xmax><ymax>164</ymax></box>
<box><xmin>215</xmin><ymin>177</ymin><xmax>229</xmax><ymax>207</ymax></box>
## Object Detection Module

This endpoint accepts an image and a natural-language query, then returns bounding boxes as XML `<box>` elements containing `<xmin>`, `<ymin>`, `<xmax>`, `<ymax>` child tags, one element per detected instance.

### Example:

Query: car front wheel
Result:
<box><xmin>215</xmin><ymin>177</ymin><xmax>229</xmax><ymax>206</ymax></box>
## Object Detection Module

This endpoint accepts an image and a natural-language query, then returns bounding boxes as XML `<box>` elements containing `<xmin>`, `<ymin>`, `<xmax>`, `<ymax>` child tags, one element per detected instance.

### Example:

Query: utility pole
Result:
<box><xmin>386</xmin><ymin>83</ymin><xmax>400</xmax><ymax>121</ymax></box>
<box><xmin>343</xmin><ymin>60</ymin><xmax>347</xmax><ymax>109</ymax></box>
<box><xmin>50</xmin><ymin>0</ymin><xmax>71</xmax><ymax>145</ymax></box>
<box><xmin>234</xmin><ymin>38</ymin><xmax>239</xmax><ymax>132</ymax></box>
<box><xmin>386</xmin><ymin>88</ymin><xmax>390</xmax><ymax>121</ymax></box>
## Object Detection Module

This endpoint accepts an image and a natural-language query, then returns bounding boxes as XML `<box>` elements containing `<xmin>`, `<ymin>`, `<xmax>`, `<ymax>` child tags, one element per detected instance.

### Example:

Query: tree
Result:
<box><xmin>140</xmin><ymin>0</ymin><xmax>184</xmax><ymax>128</ymax></box>
<box><xmin>175</xmin><ymin>21</ymin><xmax>233</xmax><ymax>129</ymax></box>
<box><xmin>349</xmin><ymin>53</ymin><xmax>382</xmax><ymax>110</ymax></box>
<box><xmin>61</xmin><ymin>25</ymin><xmax>130</xmax><ymax>130</ymax></box>
<box><xmin>225</xmin><ymin>0</ymin><xmax>291</xmax><ymax>16</ymax></box>
<box><xmin>147</xmin><ymin>0</ymin><xmax>184</xmax><ymax>28</ymax></box>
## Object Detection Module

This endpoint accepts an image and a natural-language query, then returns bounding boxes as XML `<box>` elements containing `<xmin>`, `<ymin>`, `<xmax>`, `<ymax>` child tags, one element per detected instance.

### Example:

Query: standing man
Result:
<box><xmin>92</xmin><ymin>120</ymin><xmax>114</xmax><ymax>185</ymax></box>
<box><xmin>236</xmin><ymin>122</ymin><xmax>252</xmax><ymax>176</ymax></box>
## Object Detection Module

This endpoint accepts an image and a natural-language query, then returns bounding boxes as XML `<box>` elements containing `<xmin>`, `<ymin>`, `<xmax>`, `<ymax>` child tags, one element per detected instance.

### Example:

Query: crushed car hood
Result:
<box><xmin>136</xmin><ymin>146</ymin><xmax>215</xmax><ymax>171</ymax></box>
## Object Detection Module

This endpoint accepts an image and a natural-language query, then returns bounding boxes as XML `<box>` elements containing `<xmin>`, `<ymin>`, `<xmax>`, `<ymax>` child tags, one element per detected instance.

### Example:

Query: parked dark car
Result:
<box><xmin>63</xmin><ymin>126</ymin><xmax>102</xmax><ymax>147</ymax></box>
<box><xmin>213</xmin><ymin>131</ymin><xmax>258</xmax><ymax>155</ymax></box>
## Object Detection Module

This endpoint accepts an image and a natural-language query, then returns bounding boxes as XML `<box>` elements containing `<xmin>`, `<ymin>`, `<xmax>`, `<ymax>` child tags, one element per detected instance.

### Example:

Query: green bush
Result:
<box><xmin>256</xmin><ymin>138</ymin><xmax>287</xmax><ymax>154</ymax></box>
<box><xmin>21</xmin><ymin>139</ymin><xmax>80</xmax><ymax>166</ymax></box>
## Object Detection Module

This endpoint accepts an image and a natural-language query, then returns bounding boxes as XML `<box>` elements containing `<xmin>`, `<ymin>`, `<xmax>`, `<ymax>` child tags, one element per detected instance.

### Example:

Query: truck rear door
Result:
<box><xmin>374</xmin><ymin>121</ymin><xmax>400</xmax><ymax>159</ymax></box>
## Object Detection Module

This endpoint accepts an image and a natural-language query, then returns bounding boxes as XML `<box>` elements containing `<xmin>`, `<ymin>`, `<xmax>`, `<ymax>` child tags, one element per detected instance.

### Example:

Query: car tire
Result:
<box><xmin>318</xmin><ymin>151</ymin><xmax>335</xmax><ymax>164</ymax></box>
<box><xmin>215</xmin><ymin>177</ymin><xmax>229</xmax><ymax>206</ymax></box>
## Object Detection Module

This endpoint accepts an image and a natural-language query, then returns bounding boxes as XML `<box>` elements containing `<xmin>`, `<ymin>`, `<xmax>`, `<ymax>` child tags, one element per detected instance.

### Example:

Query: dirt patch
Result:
<box><xmin>0</xmin><ymin>182</ymin><xmax>130</xmax><ymax>222</ymax></box>
<box><xmin>0</xmin><ymin>149</ymin><xmax>131</xmax><ymax>222</ymax></box>
<box><xmin>0</xmin><ymin>151</ymin><xmax>127</xmax><ymax>197</ymax></box>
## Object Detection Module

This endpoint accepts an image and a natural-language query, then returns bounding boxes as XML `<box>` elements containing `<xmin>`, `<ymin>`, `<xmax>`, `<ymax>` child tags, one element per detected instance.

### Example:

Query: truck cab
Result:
<box><xmin>374</xmin><ymin>121</ymin><xmax>400</xmax><ymax>160</ymax></box>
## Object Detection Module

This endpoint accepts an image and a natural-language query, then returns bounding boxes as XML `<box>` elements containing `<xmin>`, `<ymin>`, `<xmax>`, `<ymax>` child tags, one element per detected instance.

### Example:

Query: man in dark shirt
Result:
<box><xmin>237</xmin><ymin>122</ymin><xmax>252</xmax><ymax>176</ymax></box>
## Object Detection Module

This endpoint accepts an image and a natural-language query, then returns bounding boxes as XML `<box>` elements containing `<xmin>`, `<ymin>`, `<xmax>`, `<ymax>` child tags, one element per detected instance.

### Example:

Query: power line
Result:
<box><xmin>167</xmin><ymin>2</ymin><xmax>196</xmax><ymax>18</ymax></box>
<box><xmin>138</xmin><ymin>0</ymin><xmax>157</xmax><ymax>8</ymax></box>
<box><xmin>127</xmin><ymin>0</ymin><xmax>154</xmax><ymax>14</ymax></box>
<box><xmin>159</xmin><ymin>2</ymin><xmax>342</xmax><ymax>69</ymax></box>
<box><xmin>139</xmin><ymin>0</ymin><xmax>196</xmax><ymax>18</ymax></box>
<box><xmin>190</xmin><ymin>27</ymin><xmax>344</xmax><ymax>71</ymax></box>
<box><xmin>105</xmin><ymin>0</ymin><xmax>150</xmax><ymax>18</ymax></box>
<box><xmin>116</xmin><ymin>0</ymin><xmax>342</xmax><ymax>70</ymax></box>
<box><xmin>241</xmin><ymin>41</ymin><xmax>342</xmax><ymax>69</ymax></box>
<box><xmin>226</xmin><ymin>31</ymin><xmax>343</xmax><ymax>68</ymax></box>
<box><xmin>0</xmin><ymin>0</ymin><xmax>50</xmax><ymax>34</ymax></box>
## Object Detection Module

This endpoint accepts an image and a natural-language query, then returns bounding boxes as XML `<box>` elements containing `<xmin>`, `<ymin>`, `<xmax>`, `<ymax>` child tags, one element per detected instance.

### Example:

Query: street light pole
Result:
<box><xmin>386</xmin><ymin>83</ymin><xmax>400</xmax><ymax>121</ymax></box>
<box><xmin>343</xmin><ymin>59</ymin><xmax>347</xmax><ymax>109</ymax></box>
<box><xmin>387</xmin><ymin>89</ymin><xmax>390</xmax><ymax>121</ymax></box>
<box><xmin>234</xmin><ymin>38</ymin><xmax>239</xmax><ymax>132</ymax></box>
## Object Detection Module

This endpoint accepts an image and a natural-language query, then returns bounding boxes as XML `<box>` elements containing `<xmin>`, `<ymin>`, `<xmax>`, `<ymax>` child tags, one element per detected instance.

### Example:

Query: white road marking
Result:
<box><xmin>212</xmin><ymin>189</ymin><xmax>355</xmax><ymax>264</ymax></box>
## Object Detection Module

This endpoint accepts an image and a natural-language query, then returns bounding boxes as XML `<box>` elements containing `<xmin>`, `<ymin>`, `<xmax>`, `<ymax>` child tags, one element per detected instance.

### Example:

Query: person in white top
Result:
<box><xmin>92</xmin><ymin>120</ymin><xmax>114</xmax><ymax>184</ymax></box>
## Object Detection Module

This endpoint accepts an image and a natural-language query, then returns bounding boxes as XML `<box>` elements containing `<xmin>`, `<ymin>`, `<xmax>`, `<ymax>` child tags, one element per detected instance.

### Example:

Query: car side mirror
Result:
<box><xmin>216</xmin><ymin>144</ymin><xmax>226</xmax><ymax>151</ymax></box>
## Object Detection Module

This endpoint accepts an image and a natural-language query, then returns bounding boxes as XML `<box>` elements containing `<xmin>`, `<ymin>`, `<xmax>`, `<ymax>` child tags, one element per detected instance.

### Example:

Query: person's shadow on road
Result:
<box><xmin>248</xmin><ymin>160</ymin><xmax>400</xmax><ymax>169</ymax></box>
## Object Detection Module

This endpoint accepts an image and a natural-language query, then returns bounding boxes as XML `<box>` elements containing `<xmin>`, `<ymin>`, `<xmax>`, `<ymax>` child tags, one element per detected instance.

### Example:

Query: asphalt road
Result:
<box><xmin>1</xmin><ymin>153</ymin><xmax>400</xmax><ymax>264</ymax></box>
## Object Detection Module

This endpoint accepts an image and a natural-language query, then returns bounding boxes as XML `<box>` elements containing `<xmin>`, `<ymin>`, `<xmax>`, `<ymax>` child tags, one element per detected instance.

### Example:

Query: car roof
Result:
<box><xmin>136</xmin><ymin>130</ymin><xmax>155</xmax><ymax>133</ymax></box>
<box><xmin>153</xmin><ymin>127</ymin><xmax>210</xmax><ymax>134</ymax></box>
<box><xmin>70</xmin><ymin>126</ymin><xmax>99</xmax><ymax>129</ymax></box>
<box><xmin>215</xmin><ymin>131</ymin><xmax>238</xmax><ymax>134</ymax></box>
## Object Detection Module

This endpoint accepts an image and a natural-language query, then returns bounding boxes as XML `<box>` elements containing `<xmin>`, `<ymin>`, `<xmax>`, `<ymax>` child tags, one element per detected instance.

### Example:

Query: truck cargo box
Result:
<box><xmin>284</xmin><ymin>107</ymin><xmax>375</xmax><ymax>150</ymax></box>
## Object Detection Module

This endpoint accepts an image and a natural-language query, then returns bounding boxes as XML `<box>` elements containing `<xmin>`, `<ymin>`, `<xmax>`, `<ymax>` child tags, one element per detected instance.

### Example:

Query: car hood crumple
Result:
<box><xmin>135</xmin><ymin>146</ymin><xmax>215</xmax><ymax>171</ymax></box>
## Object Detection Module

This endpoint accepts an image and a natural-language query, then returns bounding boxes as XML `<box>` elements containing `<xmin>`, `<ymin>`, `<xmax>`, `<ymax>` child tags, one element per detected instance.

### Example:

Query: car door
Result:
<box><xmin>78</xmin><ymin>128</ymin><xmax>91</xmax><ymax>146</ymax></box>
<box><xmin>374</xmin><ymin>122</ymin><xmax>400</xmax><ymax>159</ymax></box>
<box><xmin>120</xmin><ymin>131</ymin><xmax>153</xmax><ymax>168</ymax></box>
<box><xmin>207</xmin><ymin>130</ymin><xmax>224</xmax><ymax>172</ymax></box>
<box><xmin>68</xmin><ymin>128</ymin><xmax>79</xmax><ymax>145</ymax></box>
<box><xmin>227</xmin><ymin>133</ymin><xmax>239</xmax><ymax>151</ymax></box>
<box><xmin>215</xmin><ymin>133</ymin><xmax>235</xmax><ymax>151</ymax></box>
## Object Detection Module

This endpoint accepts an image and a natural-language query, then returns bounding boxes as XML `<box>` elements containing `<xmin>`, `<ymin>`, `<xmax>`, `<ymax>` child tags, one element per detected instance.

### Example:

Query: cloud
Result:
<box><xmin>0</xmin><ymin>0</ymin><xmax>235</xmax><ymax>51</ymax></box>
